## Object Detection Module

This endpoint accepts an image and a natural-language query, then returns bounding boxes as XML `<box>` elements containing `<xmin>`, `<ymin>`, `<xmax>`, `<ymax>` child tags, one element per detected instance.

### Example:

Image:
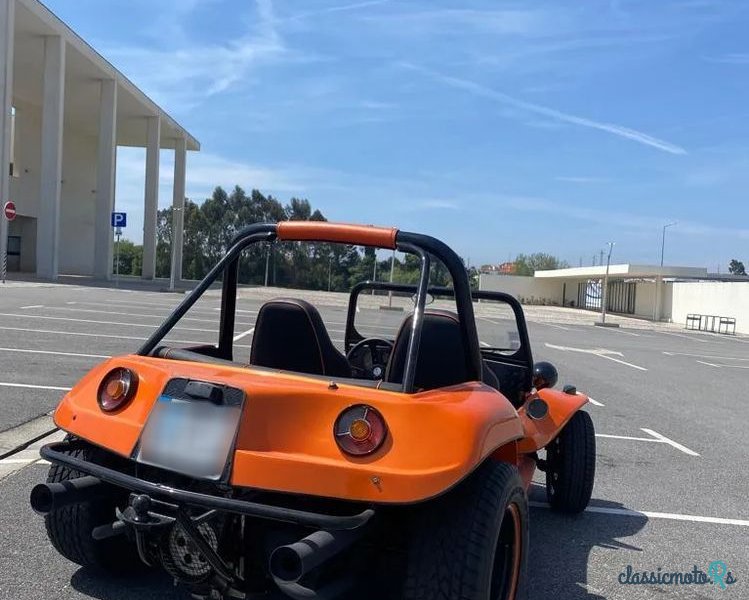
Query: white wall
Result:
<box><xmin>634</xmin><ymin>280</ymin><xmax>656</xmax><ymax>319</ymax></box>
<box><xmin>9</xmin><ymin>100</ymin><xmax>41</xmax><ymax>218</ymax></box>
<box><xmin>670</xmin><ymin>281</ymin><xmax>749</xmax><ymax>333</ymax></box>
<box><xmin>479</xmin><ymin>274</ymin><xmax>564</xmax><ymax>305</ymax></box>
<box><xmin>59</xmin><ymin>131</ymin><xmax>97</xmax><ymax>274</ymax></box>
<box><xmin>8</xmin><ymin>99</ymin><xmax>99</xmax><ymax>275</ymax></box>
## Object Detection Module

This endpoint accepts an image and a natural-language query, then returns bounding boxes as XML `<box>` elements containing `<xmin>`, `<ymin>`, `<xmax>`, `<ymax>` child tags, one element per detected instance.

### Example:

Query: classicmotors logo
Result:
<box><xmin>618</xmin><ymin>561</ymin><xmax>738</xmax><ymax>589</ymax></box>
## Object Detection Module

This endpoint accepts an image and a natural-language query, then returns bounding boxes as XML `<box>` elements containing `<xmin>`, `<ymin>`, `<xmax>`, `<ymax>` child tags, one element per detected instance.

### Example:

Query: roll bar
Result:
<box><xmin>138</xmin><ymin>222</ymin><xmax>483</xmax><ymax>392</ymax></box>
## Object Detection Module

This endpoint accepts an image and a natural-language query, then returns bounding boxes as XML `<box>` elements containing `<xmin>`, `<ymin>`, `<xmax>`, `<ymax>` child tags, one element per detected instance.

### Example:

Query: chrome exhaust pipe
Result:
<box><xmin>269</xmin><ymin>528</ymin><xmax>363</xmax><ymax>584</ymax></box>
<box><xmin>30</xmin><ymin>476</ymin><xmax>107</xmax><ymax>515</ymax></box>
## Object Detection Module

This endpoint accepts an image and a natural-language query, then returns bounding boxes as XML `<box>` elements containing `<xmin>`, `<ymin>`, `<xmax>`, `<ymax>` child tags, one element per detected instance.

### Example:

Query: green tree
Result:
<box><xmin>729</xmin><ymin>259</ymin><xmax>746</xmax><ymax>276</ymax></box>
<box><xmin>514</xmin><ymin>253</ymin><xmax>569</xmax><ymax>276</ymax></box>
<box><xmin>113</xmin><ymin>239</ymin><xmax>143</xmax><ymax>276</ymax></box>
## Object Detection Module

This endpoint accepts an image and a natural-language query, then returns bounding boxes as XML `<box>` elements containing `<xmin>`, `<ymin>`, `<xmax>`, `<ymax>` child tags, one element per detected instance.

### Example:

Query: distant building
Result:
<box><xmin>479</xmin><ymin>261</ymin><xmax>517</xmax><ymax>275</ymax></box>
<box><xmin>498</xmin><ymin>262</ymin><xmax>516</xmax><ymax>275</ymax></box>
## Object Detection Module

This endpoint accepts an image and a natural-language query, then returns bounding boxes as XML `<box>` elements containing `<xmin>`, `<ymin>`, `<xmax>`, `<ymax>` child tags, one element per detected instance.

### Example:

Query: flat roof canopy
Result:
<box><xmin>13</xmin><ymin>0</ymin><xmax>199</xmax><ymax>151</ymax></box>
<box><xmin>534</xmin><ymin>264</ymin><xmax>709</xmax><ymax>280</ymax></box>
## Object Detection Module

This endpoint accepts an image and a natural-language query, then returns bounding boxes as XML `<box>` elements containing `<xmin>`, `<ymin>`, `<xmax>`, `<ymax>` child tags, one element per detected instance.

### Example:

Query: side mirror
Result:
<box><xmin>532</xmin><ymin>361</ymin><xmax>558</xmax><ymax>390</ymax></box>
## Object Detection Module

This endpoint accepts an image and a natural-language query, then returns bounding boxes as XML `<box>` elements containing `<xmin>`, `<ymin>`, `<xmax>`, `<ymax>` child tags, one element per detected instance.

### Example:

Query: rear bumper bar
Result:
<box><xmin>39</xmin><ymin>441</ymin><xmax>374</xmax><ymax>531</ymax></box>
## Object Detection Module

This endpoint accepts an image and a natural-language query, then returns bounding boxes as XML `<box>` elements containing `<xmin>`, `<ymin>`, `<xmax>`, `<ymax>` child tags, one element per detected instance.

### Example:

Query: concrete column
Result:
<box><xmin>36</xmin><ymin>35</ymin><xmax>65</xmax><ymax>280</ymax></box>
<box><xmin>170</xmin><ymin>136</ymin><xmax>186</xmax><ymax>286</ymax></box>
<box><xmin>0</xmin><ymin>0</ymin><xmax>14</xmax><ymax>282</ymax></box>
<box><xmin>141</xmin><ymin>116</ymin><xmax>160</xmax><ymax>279</ymax></box>
<box><xmin>93</xmin><ymin>79</ymin><xmax>117</xmax><ymax>279</ymax></box>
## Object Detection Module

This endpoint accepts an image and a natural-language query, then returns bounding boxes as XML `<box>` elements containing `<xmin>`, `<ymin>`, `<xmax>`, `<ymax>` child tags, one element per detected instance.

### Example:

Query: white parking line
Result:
<box><xmin>20</xmin><ymin>305</ymin><xmax>44</xmax><ymax>309</ymax></box>
<box><xmin>598</xmin><ymin>354</ymin><xmax>648</xmax><ymax>371</ymax></box>
<box><xmin>663</xmin><ymin>351</ymin><xmax>749</xmax><ymax>361</ymax></box>
<box><xmin>0</xmin><ymin>325</ymin><xmax>243</xmax><ymax>348</ymax></box>
<box><xmin>529</xmin><ymin>501</ymin><xmax>749</xmax><ymax>527</ymax></box>
<box><xmin>596</xmin><ymin>433</ymin><xmax>660</xmax><ymax>442</ymax></box>
<box><xmin>545</xmin><ymin>343</ymin><xmax>648</xmax><ymax>371</ymax></box>
<box><xmin>641</xmin><ymin>428</ymin><xmax>700</xmax><ymax>456</ymax></box>
<box><xmin>41</xmin><ymin>306</ymin><xmax>253</xmax><ymax>327</ymax></box>
<box><xmin>0</xmin><ymin>382</ymin><xmax>72</xmax><ymax>391</ymax></box>
<box><xmin>71</xmin><ymin>298</ymin><xmax>185</xmax><ymax>309</ymax></box>
<box><xmin>598</xmin><ymin>328</ymin><xmax>641</xmax><ymax>337</ymax></box>
<box><xmin>0</xmin><ymin>347</ymin><xmax>110</xmax><ymax>359</ymax></box>
<box><xmin>0</xmin><ymin>313</ymin><xmax>217</xmax><ymax>334</ymax></box>
<box><xmin>233</xmin><ymin>327</ymin><xmax>255</xmax><ymax>342</ymax></box>
<box><xmin>657</xmin><ymin>331</ymin><xmax>710</xmax><ymax>344</ymax></box>
<box><xmin>542</xmin><ymin>322</ymin><xmax>571</xmax><ymax>331</ymax></box>
<box><xmin>70</xmin><ymin>299</ymin><xmax>221</xmax><ymax>316</ymax></box>
<box><xmin>596</xmin><ymin>429</ymin><xmax>700</xmax><ymax>456</ymax></box>
<box><xmin>587</xmin><ymin>397</ymin><xmax>605</xmax><ymax>407</ymax></box>
<box><xmin>696</xmin><ymin>360</ymin><xmax>749</xmax><ymax>369</ymax></box>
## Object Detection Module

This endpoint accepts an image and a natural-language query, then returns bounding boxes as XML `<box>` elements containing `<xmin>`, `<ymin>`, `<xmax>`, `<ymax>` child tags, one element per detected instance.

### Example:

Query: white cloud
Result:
<box><xmin>282</xmin><ymin>0</ymin><xmax>393</xmax><ymax>21</ymax></box>
<box><xmin>103</xmin><ymin>0</ymin><xmax>286</xmax><ymax>111</ymax></box>
<box><xmin>704</xmin><ymin>53</ymin><xmax>749</xmax><ymax>64</ymax></box>
<box><xmin>409</xmin><ymin>199</ymin><xmax>460</xmax><ymax>211</ymax></box>
<box><xmin>555</xmin><ymin>176</ymin><xmax>611</xmax><ymax>184</ymax></box>
<box><xmin>400</xmin><ymin>63</ymin><xmax>688</xmax><ymax>155</ymax></box>
<box><xmin>362</xmin><ymin>8</ymin><xmax>560</xmax><ymax>36</ymax></box>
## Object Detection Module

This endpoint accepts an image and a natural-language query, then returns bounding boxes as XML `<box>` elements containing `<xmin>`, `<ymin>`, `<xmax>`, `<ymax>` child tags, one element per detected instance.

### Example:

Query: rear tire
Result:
<box><xmin>43</xmin><ymin>438</ymin><xmax>143</xmax><ymax>573</ymax></box>
<box><xmin>545</xmin><ymin>410</ymin><xmax>595</xmax><ymax>514</ymax></box>
<box><xmin>403</xmin><ymin>460</ymin><xmax>528</xmax><ymax>600</ymax></box>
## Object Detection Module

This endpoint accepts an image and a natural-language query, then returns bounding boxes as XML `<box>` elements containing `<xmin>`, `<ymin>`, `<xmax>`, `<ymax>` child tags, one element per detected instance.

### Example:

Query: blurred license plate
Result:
<box><xmin>137</xmin><ymin>395</ymin><xmax>242</xmax><ymax>480</ymax></box>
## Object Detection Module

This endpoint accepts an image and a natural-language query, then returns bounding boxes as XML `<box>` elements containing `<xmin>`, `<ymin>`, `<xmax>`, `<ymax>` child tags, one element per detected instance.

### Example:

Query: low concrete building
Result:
<box><xmin>1</xmin><ymin>0</ymin><xmax>199</xmax><ymax>281</ymax></box>
<box><xmin>533</xmin><ymin>264</ymin><xmax>708</xmax><ymax>321</ymax></box>
<box><xmin>479</xmin><ymin>265</ymin><xmax>749</xmax><ymax>328</ymax></box>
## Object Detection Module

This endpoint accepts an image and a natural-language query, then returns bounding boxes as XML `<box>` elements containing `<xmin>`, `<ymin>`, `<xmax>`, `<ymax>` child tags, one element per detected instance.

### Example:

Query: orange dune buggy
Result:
<box><xmin>30</xmin><ymin>222</ymin><xmax>595</xmax><ymax>600</ymax></box>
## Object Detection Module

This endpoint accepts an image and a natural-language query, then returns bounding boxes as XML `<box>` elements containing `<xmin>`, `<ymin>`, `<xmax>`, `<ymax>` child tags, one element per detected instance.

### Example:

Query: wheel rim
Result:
<box><xmin>490</xmin><ymin>503</ymin><xmax>522</xmax><ymax>600</ymax></box>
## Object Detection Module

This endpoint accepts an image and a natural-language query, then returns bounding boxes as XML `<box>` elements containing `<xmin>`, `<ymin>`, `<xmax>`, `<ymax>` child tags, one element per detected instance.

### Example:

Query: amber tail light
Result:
<box><xmin>334</xmin><ymin>405</ymin><xmax>387</xmax><ymax>456</ymax></box>
<box><xmin>97</xmin><ymin>368</ymin><xmax>138</xmax><ymax>412</ymax></box>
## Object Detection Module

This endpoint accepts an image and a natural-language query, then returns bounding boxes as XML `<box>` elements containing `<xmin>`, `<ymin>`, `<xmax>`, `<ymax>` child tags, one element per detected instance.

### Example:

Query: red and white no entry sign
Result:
<box><xmin>3</xmin><ymin>201</ymin><xmax>16</xmax><ymax>221</ymax></box>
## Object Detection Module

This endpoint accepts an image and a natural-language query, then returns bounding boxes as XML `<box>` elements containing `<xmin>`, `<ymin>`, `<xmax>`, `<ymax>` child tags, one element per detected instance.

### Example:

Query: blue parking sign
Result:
<box><xmin>111</xmin><ymin>212</ymin><xmax>127</xmax><ymax>228</ymax></box>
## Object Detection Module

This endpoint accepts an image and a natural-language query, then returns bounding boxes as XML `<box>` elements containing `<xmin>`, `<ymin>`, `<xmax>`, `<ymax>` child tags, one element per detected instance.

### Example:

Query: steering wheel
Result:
<box><xmin>346</xmin><ymin>338</ymin><xmax>394</xmax><ymax>380</ymax></box>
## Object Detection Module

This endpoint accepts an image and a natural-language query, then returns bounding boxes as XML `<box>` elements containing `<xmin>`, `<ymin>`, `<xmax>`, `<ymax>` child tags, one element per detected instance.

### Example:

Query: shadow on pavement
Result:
<box><xmin>70</xmin><ymin>568</ymin><xmax>188</xmax><ymax>600</ymax></box>
<box><xmin>528</xmin><ymin>485</ymin><xmax>648</xmax><ymax>600</ymax></box>
<box><xmin>68</xmin><ymin>491</ymin><xmax>648</xmax><ymax>600</ymax></box>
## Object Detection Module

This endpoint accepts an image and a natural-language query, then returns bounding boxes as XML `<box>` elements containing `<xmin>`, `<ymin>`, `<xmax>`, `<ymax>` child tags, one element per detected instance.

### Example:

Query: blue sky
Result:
<box><xmin>46</xmin><ymin>0</ymin><xmax>749</xmax><ymax>270</ymax></box>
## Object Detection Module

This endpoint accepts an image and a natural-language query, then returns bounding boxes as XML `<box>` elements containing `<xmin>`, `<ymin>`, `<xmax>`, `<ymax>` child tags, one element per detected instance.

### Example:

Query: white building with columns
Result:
<box><xmin>0</xmin><ymin>0</ymin><xmax>199</xmax><ymax>281</ymax></box>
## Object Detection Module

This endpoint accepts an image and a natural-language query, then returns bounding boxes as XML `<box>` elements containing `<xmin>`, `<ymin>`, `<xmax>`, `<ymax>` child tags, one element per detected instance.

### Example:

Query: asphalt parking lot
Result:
<box><xmin>0</xmin><ymin>282</ymin><xmax>747</xmax><ymax>600</ymax></box>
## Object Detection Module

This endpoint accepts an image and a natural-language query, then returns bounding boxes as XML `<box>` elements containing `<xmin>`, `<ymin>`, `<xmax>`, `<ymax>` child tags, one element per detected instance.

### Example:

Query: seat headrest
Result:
<box><xmin>250</xmin><ymin>298</ymin><xmax>351</xmax><ymax>378</ymax></box>
<box><xmin>385</xmin><ymin>309</ymin><xmax>471</xmax><ymax>390</ymax></box>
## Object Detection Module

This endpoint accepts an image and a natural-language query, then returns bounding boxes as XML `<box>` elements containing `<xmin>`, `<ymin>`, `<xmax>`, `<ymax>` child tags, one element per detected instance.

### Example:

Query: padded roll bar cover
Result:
<box><xmin>277</xmin><ymin>221</ymin><xmax>398</xmax><ymax>249</ymax></box>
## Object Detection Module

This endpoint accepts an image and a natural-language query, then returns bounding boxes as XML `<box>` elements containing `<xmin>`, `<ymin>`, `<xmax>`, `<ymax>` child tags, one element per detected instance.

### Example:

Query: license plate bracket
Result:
<box><xmin>136</xmin><ymin>380</ymin><xmax>244</xmax><ymax>481</ymax></box>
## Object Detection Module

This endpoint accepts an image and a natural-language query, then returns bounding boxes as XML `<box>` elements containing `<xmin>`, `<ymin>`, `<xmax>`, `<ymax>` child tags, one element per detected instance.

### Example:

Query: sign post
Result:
<box><xmin>111</xmin><ymin>212</ymin><xmax>126</xmax><ymax>286</ymax></box>
<box><xmin>2</xmin><ymin>202</ymin><xmax>16</xmax><ymax>283</ymax></box>
<box><xmin>114</xmin><ymin>227</ymin><xmax>122</xmax><ymax>287</ymax></box>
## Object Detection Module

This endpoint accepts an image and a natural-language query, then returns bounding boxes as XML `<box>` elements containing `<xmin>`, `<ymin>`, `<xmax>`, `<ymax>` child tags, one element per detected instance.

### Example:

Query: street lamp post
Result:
<box><xmin>328</xmin><ymin>254</ymin><xmax>333</xmax><ymax>292</ymax></box>
<box><xmin>388</xmin><ymin>249</ymin><xmax>395</xmax><ymax>308</ymax></box>
<box><xmin>595</xmin><ymin>242</ymin><xmax>617</xmax><ymax>327</ymax></box>
<box><xmin>264</xmin><ymin>242</ymin><xmax>271</xmax><ymax>287</ymax></box>
<box><xmin>653</xmin><ymin>222</ymin><xmax>677</xmax><ymax>321</ymax></box>
<box><xmin>600</xmin><ymin>242</ymin><xmax>614</xmax><ymax>323</ymax></box>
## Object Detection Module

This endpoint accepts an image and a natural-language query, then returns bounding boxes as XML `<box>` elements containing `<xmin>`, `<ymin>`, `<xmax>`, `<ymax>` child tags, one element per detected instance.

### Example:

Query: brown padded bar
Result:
<box><xmin>276</xmin><ymin>221</ymin><xmax>398</xmax><ymax>249</ymax></box>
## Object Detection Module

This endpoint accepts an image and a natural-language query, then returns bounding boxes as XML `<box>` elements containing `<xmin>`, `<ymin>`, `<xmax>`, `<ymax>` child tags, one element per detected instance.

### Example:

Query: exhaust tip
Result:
<box><xmin>269</xmin><ymin>546</ymin><xmax>304</xmax><ymax>583</ymax></box>
<box><xmin>30</xmin><ymin>483</ymin><xmax>54</xmax><ymax>515</ymax></box>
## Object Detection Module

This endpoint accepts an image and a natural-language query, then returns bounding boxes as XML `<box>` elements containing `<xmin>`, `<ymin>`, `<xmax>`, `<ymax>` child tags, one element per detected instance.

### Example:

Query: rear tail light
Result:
<box><xmin>98</xmin><ymin>368</ymin><xmax>138</xmax><ymax>412</ymax></box>
<box><xmin>334</xmin><ymin>405</ymin><xmax>387</xmax><ymax>456</ymax></box>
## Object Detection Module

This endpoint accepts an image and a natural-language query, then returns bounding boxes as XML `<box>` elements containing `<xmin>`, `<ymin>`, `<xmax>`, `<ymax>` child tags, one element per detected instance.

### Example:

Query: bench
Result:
<box><xmin>685</xmin><ymin>314</ymin><xmax>736</xmax><ymax>335</ymax></box>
